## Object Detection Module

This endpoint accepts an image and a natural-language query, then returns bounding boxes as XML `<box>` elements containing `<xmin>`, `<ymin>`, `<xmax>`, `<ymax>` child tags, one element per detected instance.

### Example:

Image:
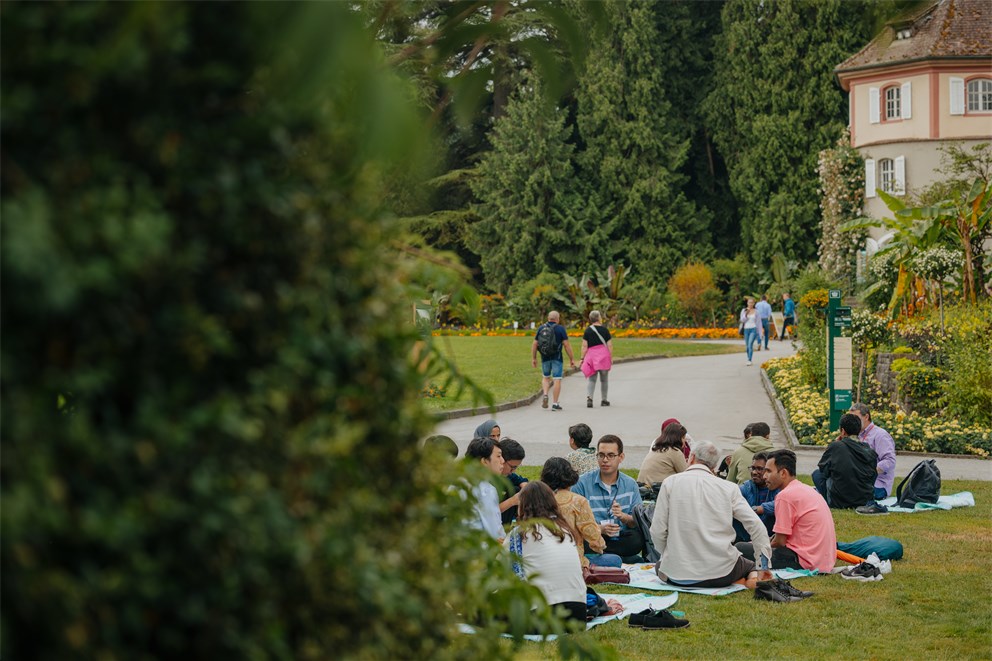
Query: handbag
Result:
<box><xmin>582</xmin><ymin>565</ymin><xmax>630</xmax><ymax>585</ymax></box>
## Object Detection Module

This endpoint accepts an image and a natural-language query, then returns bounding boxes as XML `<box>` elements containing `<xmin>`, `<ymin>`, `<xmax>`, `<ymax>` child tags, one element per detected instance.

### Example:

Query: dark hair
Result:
<box><xmin>750</xmin><ymin>422</ymin><xmax>771</xmax><ymax>438</ymax></box>
<box><xmin>597</xmin><ymin>434</ymin><xmax>623</xmax><ymax>454</ymax></box>
<box><xmin>850</xmin><ymin>402</ymin><xmax>872</xmax><ymax>421</ymax></box>
<box><xmin>767</xmin><ymin>449</ymin><xmax>797</xmax><ymax>476</ymax></box>
<box><xmin>517</xmin><ymin>481</ymin><xmax>576</xmax><ymax>543</ymax></box>
<box><xmin>651</xmin><ymin>424</ymin><xmax>686</xmax><ymax>452</ymax></box>
<box><xmin>743</xmin><ymin>424</ymin><xmax>753</xmax><ymax>438</ymax></box>
<box><xmin>424</xmin><ymin>435</ymin><xmax>457</xmax><ymax>458</ymax></box>
<box><xmin>569</xmin><ymin>423</ymin><xmax>593</xmax><ymax>449</ymax></box>
<box><xmin>465</xmin><ymin>437</ymin><xmax>499</xmax><ymax>461</ymax></box>
<box><xmin>541</xmin><ymin>457</ymin><xmax>579</xmax><ymax>491</ymax></box>
<box><xmin>498</xmin><ymin>438</ymin><xmax>525</xmax><ymax>462</ymax></box>
<box><xmin>839</xmin><ymin>413</ymin><xmax>862</xmax><ymax>437</ymax></box>
<box><xmin>752</xmin><ymin>451</ymin><xmax>770</xmax><ymax>462</ymax></box>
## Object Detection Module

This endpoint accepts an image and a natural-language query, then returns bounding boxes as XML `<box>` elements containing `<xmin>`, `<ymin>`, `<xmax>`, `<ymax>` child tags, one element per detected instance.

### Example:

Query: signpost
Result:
<box><xmin>826</xmin><ymin>290</ymin><xmax>853</xmax><ymax>430</ymax></box>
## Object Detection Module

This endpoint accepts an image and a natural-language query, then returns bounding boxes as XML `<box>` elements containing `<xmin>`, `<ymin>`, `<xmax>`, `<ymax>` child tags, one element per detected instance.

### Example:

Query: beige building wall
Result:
<box><xmin>850</xmin><ymin>72</ymin><xmax>931</xmax><ymax>147</ymax></box>
<box><xmin>938</xmin><ymin>72</ymin><xmax>992</xmax><ymax>138</ymax></box>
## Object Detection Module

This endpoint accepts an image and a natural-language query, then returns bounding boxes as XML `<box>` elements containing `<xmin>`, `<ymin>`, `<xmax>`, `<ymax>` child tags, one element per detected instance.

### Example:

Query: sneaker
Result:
<box><xmin>601</xmin><ymin>400</ymin><xmax>610</xmax><ymax>407</ymax></box>
<box><xmin>587</xmin><ymin>397</ymin><xmax>593</xmax><ymax>408</ymax></box>
<box><xmin>856</xmin><ymin>502</ymin><xmax>889</xmax><ymax>515</ymax></box>
<box><xmin>840</xmin><ymin>562</ymin><xmax>882</xmax><ymax>582</ymax></box>
<box><xmin>754</xmin><ymin>579</ymin><xmax>803</xmax><ymax>602</ymax></box>
<box><xmin>628</xmin><ymin>608</ymin><xmax>654</xmax><ymax>628</ymax></box>
<box><xmin>639</xmin><ymin>609</ymin><xmax>689</xmax><ymax>630</ymax></box>
<box><xmin>551</xmin><ymin>403</ymin><xmax>563</xmax><ymax>411</ymax></box>
<box><xmin>542</xmin><ymin>395</ymin><xmax>549</xmax><ymax>409</ymax></box>
<box><xmin>746</xmin><ymin>361</ymin><xmax>753</xmax><ymax>366</ymax></box>
<box><xmin>774</xmin><ymin>579</ymin><xmax>814</xmax><ymax>599</ymax></box>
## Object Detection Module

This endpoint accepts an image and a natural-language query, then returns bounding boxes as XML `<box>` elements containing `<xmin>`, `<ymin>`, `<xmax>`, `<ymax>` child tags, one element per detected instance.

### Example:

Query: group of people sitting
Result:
<box><xmin>447</xmin><ymin>402</ymin><xmax>898</xmax><ymax>621</ymax></box>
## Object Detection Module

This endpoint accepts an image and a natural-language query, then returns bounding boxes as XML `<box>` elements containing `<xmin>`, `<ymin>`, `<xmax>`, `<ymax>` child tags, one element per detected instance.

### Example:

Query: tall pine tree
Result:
<box><xmin>706</xmin><ymin>0</ymin><xmax>873</xmax><ymax>264</ymax></box>
<box><xmin>470</xmin><ymin>75</ymin><xmax>586</xmax><ymax>293</ymax></box>
<box><xmin>575</xmin><ymin>0</ymin><xmax>711</xmax><ymax>286</ymax></box>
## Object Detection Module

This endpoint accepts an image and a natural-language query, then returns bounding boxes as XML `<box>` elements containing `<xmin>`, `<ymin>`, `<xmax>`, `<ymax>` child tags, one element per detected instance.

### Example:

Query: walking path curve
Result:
<box><xmin>433</xmin><ymin>339</ymin><xmax>991</xmax><ymax>481</ymax></box>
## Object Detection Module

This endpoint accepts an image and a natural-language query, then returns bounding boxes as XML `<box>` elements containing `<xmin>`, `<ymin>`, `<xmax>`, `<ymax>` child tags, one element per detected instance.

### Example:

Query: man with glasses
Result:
<box><xmin>734</xmin><ymin>451</ymin><xmax>779</xmax><ymax>542</ymax></box>
<box><xmin>497</xmin><ymin>438</ymin><xmax>528</xmax><ymax>524</ymax></box>
<box><xmin>572</xmin><ymin>434</ymin><xmax>644</xmax><ymax>561</ymax></box>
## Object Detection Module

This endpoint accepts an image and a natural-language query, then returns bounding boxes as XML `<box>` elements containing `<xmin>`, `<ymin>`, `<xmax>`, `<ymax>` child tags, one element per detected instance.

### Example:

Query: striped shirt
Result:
<box><xmin>572</xmin><ymin>470</ymin><xmax>643</xmax><ymax>529</ymax></box>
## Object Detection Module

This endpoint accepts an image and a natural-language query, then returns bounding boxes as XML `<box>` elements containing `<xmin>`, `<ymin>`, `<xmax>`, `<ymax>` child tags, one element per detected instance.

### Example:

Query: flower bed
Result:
<box><xmin>432</xmin><ymin>327</ymin><xmax>739</xmax><ymax>339</ymax></box>
<box><xmin>764</xmin><ymin>355</ymin><xmax>991</xmax><ymax>457</ymax></box>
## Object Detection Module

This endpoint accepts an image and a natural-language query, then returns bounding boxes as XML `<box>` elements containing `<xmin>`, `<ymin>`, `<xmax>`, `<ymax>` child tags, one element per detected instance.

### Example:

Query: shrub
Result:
<box><xmin>941</xmin><ymin>321</ymin><xmax>992</xmax><ymax>426</ymax></box>
<box><xmin>890</xmin><ymin>357</ymin><xmax>919</xmax><ymax>373</ymax></box>
<box><xmin>667</xmin><ymin>261</ymin><xmax>720</xmax><ymax>326</ymax></box>
<box><xmin>897</xmin><ymin>366</ymin><xmax>945</xmax><ymax>415</ymax></box>
<box><xmin>793</xmin><ymin>268</ymin><xmax>840</xmax><ymax>301</ymax></box>
<box><xmin>892</xmin><ymin>346</ymin><xmax>915</xmax><ymax>354</ymax></box>
<box><xmin>799</xmin><ymin>288</ymin><xmax>830</xmax><ymax>313</ymax></box>
<box><xmin>506</xmin><ymin>271</ymin><xmax>563</xmax><ymax>326</ymax></box>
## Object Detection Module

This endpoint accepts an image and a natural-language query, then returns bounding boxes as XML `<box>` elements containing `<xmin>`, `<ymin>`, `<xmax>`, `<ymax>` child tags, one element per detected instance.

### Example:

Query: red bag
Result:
<box><xmin>582</xmin><ymin>565</ymin><xmax>630</xmax><ymax>585</ymax></box>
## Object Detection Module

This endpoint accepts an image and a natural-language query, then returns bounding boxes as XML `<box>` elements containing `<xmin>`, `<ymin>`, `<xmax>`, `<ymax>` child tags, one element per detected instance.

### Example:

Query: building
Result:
<box><xmin>835</xmin><ymin>0</ymin><xmax>992</xmax><ymax>222</ymax></box>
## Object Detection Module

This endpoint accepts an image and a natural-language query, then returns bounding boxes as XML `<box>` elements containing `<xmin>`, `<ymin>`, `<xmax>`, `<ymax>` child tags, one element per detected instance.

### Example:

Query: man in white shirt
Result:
<box><xmin>650</xmin><ymin>440</ymin><xmax>771</xmax><ymax>588</ymax></box>
<box><xmin>465</xmin><ymin>436</ymin><xmax>505</xmax><ymax>543</ymax></box>
<box><xmin>756</xmin><ymin>295</ymin><xmax>773</xmax><ymax>351</ymax></box>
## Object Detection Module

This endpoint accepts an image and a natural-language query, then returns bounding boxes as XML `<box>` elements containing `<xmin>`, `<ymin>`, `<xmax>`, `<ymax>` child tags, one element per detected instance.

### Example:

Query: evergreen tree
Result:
<box><xmin>575</xmin><ymin>0</ymin><xmax>711</xmax><ymax>287</ymax></box>
<box><xmin>470</xmin><ymin>75</ymin><xmax>586</xmax><ymax>293</ymax></box>
<box><xmin>706</xmin><ymin>0</ymin><xmax>873</xmax><ymax>264</ymax></box>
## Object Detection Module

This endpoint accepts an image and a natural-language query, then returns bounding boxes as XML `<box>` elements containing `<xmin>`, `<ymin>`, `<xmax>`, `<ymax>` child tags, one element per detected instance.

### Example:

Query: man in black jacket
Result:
<box><xmin>812</xmin><ymin>414</ymin><xmax>878</xmax><ymax>509</ymax></box>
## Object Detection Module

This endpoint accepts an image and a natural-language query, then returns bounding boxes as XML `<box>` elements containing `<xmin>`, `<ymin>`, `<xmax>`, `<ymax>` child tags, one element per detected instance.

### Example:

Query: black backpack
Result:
<box><xmin>536</xmin><ymin>323</ymin><xmax>561</xmax><ymax>359</ymax></box>
<box><xmin>894</xmin><ymin>459</ymin><xmax>941</xmax><ymax>509</ymax></box>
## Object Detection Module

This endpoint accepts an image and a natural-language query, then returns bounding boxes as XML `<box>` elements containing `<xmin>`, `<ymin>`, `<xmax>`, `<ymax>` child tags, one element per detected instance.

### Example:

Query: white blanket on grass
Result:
<box><xmin>459</xmin><ymin>592</ymin><xmax>679</xmax><ymax>642</ymax></box>
<box><xmin>615</xmin><ymin>564</ymin><xmax>818</xmax><ymax>595</ymax></box>
<box><xmin>879</xmin><ymin>491</ymin><xmax>975</xmax><ymax>513</ymax></box>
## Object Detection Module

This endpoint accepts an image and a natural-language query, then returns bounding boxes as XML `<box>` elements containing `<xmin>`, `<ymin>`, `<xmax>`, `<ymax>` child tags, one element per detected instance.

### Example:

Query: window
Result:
<box><xmin>967</xmin><ymin>78</ymin><xmax>992</xmax><ymax>113</ymax></box>
<box><xmin>879</xmin><ymin>159</ymin><xmax>895</xmax><ymax>192</ymax></box>
<box><xmin>884</xmin><ymin>86</ymin><xmax>901</xmax><ymax>120</ymax></box>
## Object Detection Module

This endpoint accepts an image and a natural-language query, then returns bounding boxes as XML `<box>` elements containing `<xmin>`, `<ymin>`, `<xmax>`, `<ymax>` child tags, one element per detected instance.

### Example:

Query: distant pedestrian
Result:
<box><xmin>531</xmin><ymin>311</ymin><xmax>575</xmax><ymax>412</ymax></box>
<box><xmin>756</xmin><ymin>295</ymin><xmax>773</xmax><ymax>351</ymax></box>
<box><xmin>739</xmin><ymin>297</ymin><xmax>763</xmax><ymax>366</ymax></box>
<box><xmin>780</xmin><ymin>293</ymin><xmax>797</xmax><ymax>340</ymax></box>
<box><xmin>580</xmin><ymin>310</ymin><xmax>613</xmax><ymax>408</ymax></box>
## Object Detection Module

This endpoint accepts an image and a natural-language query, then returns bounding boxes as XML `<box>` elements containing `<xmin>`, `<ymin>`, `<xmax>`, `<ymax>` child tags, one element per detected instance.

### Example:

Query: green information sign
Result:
<box><xmin>826</xmin><ymin>291</ymin><xmax>853</xmax><ymax>431</ymax></box>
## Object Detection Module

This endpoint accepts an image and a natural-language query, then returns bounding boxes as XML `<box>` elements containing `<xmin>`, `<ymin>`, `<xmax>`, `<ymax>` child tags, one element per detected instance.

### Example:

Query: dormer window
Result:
<box><xmin>895</xmin><ymin>28</ymin><xmax>912</xmax><ymax>39</ymax></box>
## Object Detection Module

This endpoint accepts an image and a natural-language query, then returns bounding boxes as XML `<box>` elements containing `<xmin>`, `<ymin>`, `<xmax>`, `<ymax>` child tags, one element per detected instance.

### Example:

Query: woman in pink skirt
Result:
<box><xmin>580</xmin><ymin>310</ymin><xmax>613</xmax><ymax>408</ymax></box>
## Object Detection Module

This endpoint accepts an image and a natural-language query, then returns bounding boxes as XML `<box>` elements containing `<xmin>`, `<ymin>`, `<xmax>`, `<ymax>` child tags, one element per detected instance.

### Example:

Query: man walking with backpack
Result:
<box><xmin>531</xmin><ymin>311</ymin><xmax>576</xmax><ymax>411</ymax></box>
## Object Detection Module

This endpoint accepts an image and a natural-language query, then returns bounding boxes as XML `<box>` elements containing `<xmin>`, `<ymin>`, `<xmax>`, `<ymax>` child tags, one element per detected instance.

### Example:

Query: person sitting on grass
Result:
<box><xmin>637</xmin><ymin>423</ymin><xmax>688</xmax><ymax>489</ymax></box>
<box><xmin>541</xmin><ymin>457</ymin><xmax>622</xmax><ymax>568</ymax></box>
<box><xmin>497</xmin><ymin>438</ymin><xmax>529</xmax><ymax>524</ymax></box>
<box><xmin>812</xmin><ymin>414</ymin><xmax>878</xmax><ymax>509</ymax></box>
<box><xmin>465</xmin><ymin>436</ymin><xmax>505</xmax><ymax>543</ymax></box>
<box><xmin>726</xmin><ymin>422</ymin><xmax>774</xmax><ymax>485</ymax></box>
<box><xmin>761</xmin><ymin>449</ymin><xmax>837</xmax><ymax>572</ymax></box>
<box><xmin>503</xmin><ymin>481</ymin><xmax>587</xmax><ymax>625</ymax></box>
<box><xmin>733</xmin><ymin>451</ymin><xmax>779</xmax><ymax>542</ymax></box>
<box><xmin>651</xmin><ymin>441</ymin><xmax>772</xmax><ymax>589</ymax></box>
<box><xmin>572</xmin><ymin>435</ymin><xmax>645</xmax><ymax>562</ymax></box>
<box><xmin>564</xmin><ymin>423</ymin><xmax>598</xmax><ymax>475</ymax></box>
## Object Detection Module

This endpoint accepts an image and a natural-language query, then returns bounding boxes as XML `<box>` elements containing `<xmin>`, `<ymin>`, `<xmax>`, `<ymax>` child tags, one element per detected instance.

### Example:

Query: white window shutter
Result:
<box><xmin>869</xmin><ymin>87</ymin><xmax>880</xmax><ymax>124</ymax></box>
<box><xmin>894</xmin><ymin>155</ymin><xmax>906</xmax><ymax>196</ymax></box>
<box><xmin>901</xmin><ymin>82</ymin><xmax>912</xmax><ymax>119</ymax></box>
<box><xmin>950</xmin><ymin>77</ymin><xmax>965</xmax><ymax>115</ymax></box>
<box><xmin>865</xmin><ymin>159</ymin><xmax>876</xmax><ymax>198</ymax></box>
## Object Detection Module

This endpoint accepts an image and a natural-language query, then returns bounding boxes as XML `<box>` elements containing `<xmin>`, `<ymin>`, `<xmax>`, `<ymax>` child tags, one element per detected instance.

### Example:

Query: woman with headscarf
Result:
<box><xmin>473</xmin><ymin>420</ymin><xmax>501</xmax><ymax>442</ymax></box>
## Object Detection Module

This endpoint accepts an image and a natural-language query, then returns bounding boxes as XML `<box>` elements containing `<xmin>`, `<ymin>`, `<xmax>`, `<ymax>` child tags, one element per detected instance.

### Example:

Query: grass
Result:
<box><xmin>424</xmin><ymin>336</ymin><xmax>741</xmax><ymax>411</ymax></box>
<box><xmin>506</xmin><ymin>468</ymin><xmax>991</xmax><ymax>660</ymax></box>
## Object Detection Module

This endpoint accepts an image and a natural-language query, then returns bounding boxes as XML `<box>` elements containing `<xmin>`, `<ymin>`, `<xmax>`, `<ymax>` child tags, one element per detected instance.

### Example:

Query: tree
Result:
<box><xmin>1</xmin><ymin>4</ymin><xmax>602</xmax><ymax>658</ymax></box>
<box><xmin>818</xmin><ymin>130</ymin><xmax>867</xmax><ymax>287</ymax></box>
<box><xmin>470</xmin><ymin>75</ymin><xmax>588</xmax><ymax>293</ymax></box>
<box><xmin>706</xmin><ymin>0</ymin><xmax>873</xmax><ymax>264</ymax></box>
<box><xmin>575</xmin><ymin>0</ymin><xmax>711</xmax><ymax>287</ymax></box>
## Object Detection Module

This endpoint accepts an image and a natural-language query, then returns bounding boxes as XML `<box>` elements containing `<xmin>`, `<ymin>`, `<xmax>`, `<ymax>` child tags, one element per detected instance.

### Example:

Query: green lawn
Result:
<box><xmin>506</xmin><ymin>469</ymin><xmax>991</xmax><ymax>660</ymax></box>
<box><xmin>424</xmin><ymin>336</ymin><xmax>742</xmax><ymax>412</ymax></box>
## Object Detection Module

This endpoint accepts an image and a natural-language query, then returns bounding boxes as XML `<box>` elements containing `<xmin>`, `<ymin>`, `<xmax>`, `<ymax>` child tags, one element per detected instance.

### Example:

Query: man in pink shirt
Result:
<box><xmin>764</xmin><ymin>449</ymin><xmax>837</xmax><ymax>572</ymax></box>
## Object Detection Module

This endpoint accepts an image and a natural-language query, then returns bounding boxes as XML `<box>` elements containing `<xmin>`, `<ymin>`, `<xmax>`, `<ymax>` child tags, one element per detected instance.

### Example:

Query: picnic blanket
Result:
<box><xmin>879</xmin><ymin>491</ymin><xmax>975</xmax><ymax>513</ymax></box>
<box><xmin>615</xmin><ymin>564</ymin><xmax>818</xmax><ymax>595</ymax></box>
<box><xmin>460</xmin><ymin>592</ymin><xmax>679</xmax><ymax>642</ymax></box>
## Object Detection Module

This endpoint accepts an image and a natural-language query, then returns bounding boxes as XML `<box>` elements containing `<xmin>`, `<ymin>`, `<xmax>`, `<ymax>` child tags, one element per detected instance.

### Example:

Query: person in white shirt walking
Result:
<box><xmin>755</xmin><ymin>295</ymin><xmax>773</xmax><ymax>351</ymax></box>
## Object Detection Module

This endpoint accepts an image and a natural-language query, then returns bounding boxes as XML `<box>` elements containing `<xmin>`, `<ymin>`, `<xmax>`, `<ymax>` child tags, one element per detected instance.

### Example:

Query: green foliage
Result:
<box><xmin>506</xmin><ymin>271</ymin><xmax>564</xmax><ymax>326</ymax></box>
<box><xmin>575</xmin><ymin>0</ymin><xmax>711</xmax><ymax>285</ymax></box>
<box><xmin>470</xmin><ymin>74</ymin><xmax>589</xmax><ymax>293</ymax></box>
<box><xmin>1</xmin><ymin>4</ymin><xmax>602</xmax><ymax>659</ymax></box>
<box><xmin>892</xmin><ymin>346</ymin><xmax>915</xmax><ymax>354</ymax></box>
<box><xmin>897</xmin><ymin>366</ymin><xmax>945</xmax><ymax>415</ymax></box>
<box><xmin>939</xmin><ymin>305</ymin><xmax>992</xmax><ymax>426</ymax></box>
<box><xmin>707</xmin><ymin>0</ymin><xmax>873</xmax><ymax>265</ymax></box>
<box><xmin>667</xmin><ymin>262</ymin><xmax>721</xmax><ymax>326</ymax></box>
<box><xmin>891</xmin><ymin>357</ymin><xmax>920</xmax><ymax>373</ymax></box>
<box><xmin>850</xmin><ymin>309</ymin><xmax>891</xmax><ymax>352</ymax></box>
<box><xmin>818</xmin><ymin>129</ymin><xmax>866</xmax><ymax>288</ymax></box>
<box><xmin>793</xmin><ymin>268</ymin><xmax>841</xmax><ymax>301</ymax></box>
<box><xmin>556</xmin><ymin>264</ymin><xmax>629</xmax><ymax>323</ymax></box>
<box><xmin>711</xmin><ymin>255</ymin><xmax>758</xmax><ymax>315</ymax></box>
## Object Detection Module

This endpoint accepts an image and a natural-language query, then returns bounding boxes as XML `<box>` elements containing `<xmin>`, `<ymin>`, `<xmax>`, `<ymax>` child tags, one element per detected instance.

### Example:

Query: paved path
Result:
<box><xmin>433</xmin><ymin>339</ymin><xmax>991</xmax><ymax>481</ymax></box>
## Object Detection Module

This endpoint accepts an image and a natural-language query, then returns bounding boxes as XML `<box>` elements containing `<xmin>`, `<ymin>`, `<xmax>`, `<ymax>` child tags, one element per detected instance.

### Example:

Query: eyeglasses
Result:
<box><xmin>505</xmin><ymin>461</ymin><xmax>521</xmax><ymax>472</ymax></box>
<box><xmin>596</xmin><ymin>453</ymin><xmax>619</xmax><ymax>461</ymax></box>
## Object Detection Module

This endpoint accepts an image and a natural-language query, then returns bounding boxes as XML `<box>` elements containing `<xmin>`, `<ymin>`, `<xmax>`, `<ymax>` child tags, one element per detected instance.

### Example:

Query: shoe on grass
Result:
<box><xmin>856</xmin><ymin>502</ymin><xmax>889</xmax><ymax>515</ymax></box>
<box><xmin>774</xmin><ymin>579</ymin><xmax>814</xmax><ymax>599</ymax></box>
<box><xmin>754</xmin><ymin>580</ymin><xmax>803</xmax><ymax>602</ymax></box>
<box><xmin>840</xmin><ymin>562</ymin><xmax>882</xmax><ymax>582</ymax></box>
<box><xmin>639</xmin><ymin>609</ymin><xmax>689</xmax><ymax>630</ymax></box>
<box><xmin>542</xmin><ymin>395</ymin><xmax>549</xmax><ymax>409</ymax></box>
<box><xmin>551</xmin><ymin>403</ymin><xmax>563</xmax><ymax>411</ymax></box>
